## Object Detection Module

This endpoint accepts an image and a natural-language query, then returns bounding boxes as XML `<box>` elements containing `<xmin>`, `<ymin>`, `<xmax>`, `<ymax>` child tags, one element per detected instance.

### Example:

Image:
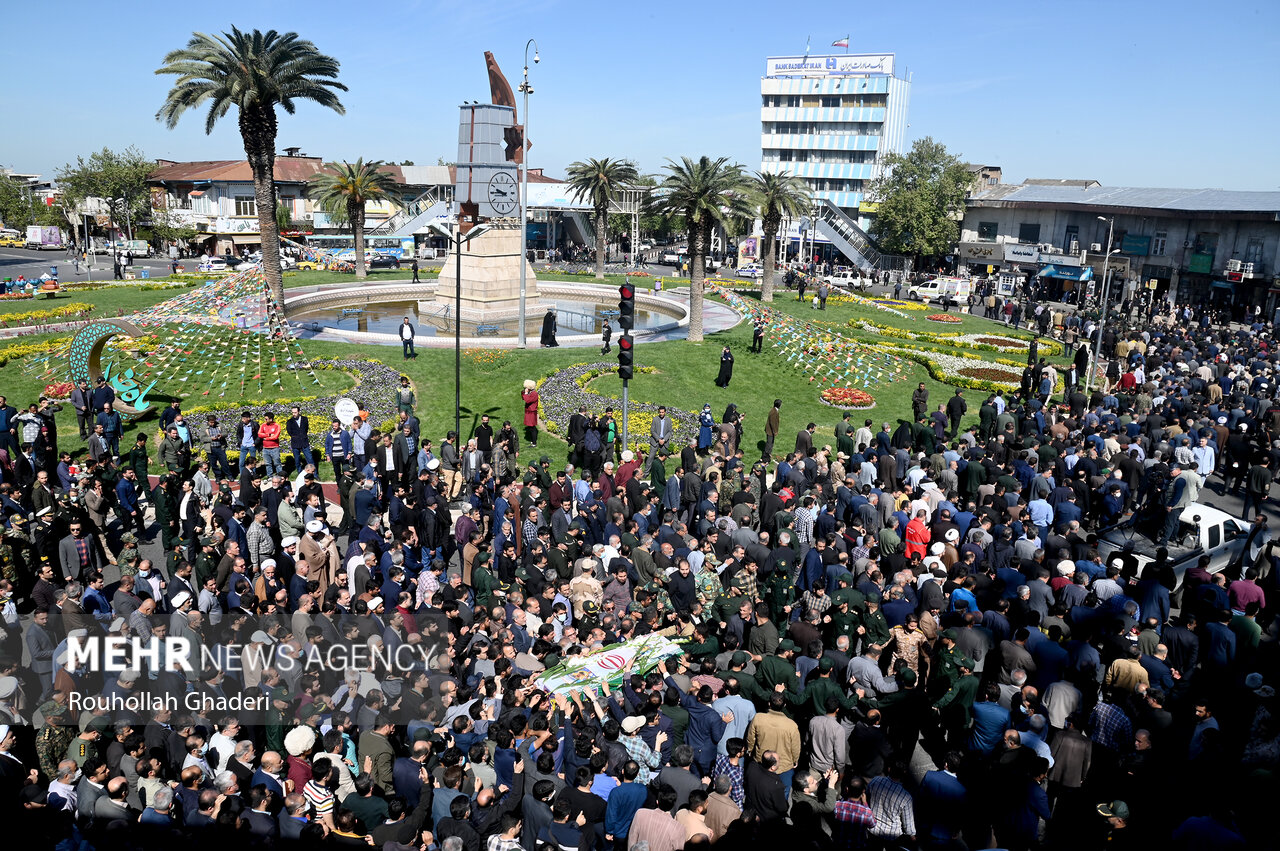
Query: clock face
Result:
<box><xmin>487</xmin><ymin>172</ymin><xmax>517</xmax><ymax>215</ymax></box>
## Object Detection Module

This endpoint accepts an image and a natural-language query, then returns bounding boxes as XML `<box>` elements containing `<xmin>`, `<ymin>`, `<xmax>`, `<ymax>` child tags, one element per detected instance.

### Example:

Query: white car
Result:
<box><xmin>736</xmin><ymin>264</ymin><xmax>765</xmax><ymax>279</ymax></box>
<box><xmin>825</xmin><ymin>271</ymin><xmax>868</xmax><ymax>291</ymax></box>
<box><xmin>199</xmin><ymin>258</ymin><xmax>229</xmax><ymax>272</ymax></box>
<box><xmin>661</xmin><ymin>250</ymin><xmax>682</xmax><ymax>266</ymax></box>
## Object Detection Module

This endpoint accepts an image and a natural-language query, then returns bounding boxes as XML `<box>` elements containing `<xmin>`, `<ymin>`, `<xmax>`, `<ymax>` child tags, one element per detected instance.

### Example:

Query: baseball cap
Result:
<box><xmin>621</xmin><ymin>716</ymin><xmax>646</xmax><ymax>734</ymax></box>
<box><xmin>777</xmin><ymin>639</ymin><xmax>797</xmax><ymax>653</ymax></box>
<box><xmin>1097</xmin><ymin>801</ymin><xmax>1130</xmax><ymax>820</ymax></box>
<box><xmin>730</xmin><ymin>651</ymin><xmax>748</xmax><ymax>667</ymax></box>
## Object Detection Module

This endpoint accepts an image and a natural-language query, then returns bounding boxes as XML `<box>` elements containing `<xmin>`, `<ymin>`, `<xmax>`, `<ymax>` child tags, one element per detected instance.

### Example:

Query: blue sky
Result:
<box><xmin>5</xmin><ymin>0</ymin><xmax>1279</xmax><ymax>190</ymax></box>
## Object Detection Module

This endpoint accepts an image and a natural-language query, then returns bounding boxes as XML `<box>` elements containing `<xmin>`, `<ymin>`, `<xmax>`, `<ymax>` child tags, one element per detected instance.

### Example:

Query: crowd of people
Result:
<box><xmin>0</xmin><ymin>299</ymin><xmax>1277</xmax><ymax>851</ymax></box>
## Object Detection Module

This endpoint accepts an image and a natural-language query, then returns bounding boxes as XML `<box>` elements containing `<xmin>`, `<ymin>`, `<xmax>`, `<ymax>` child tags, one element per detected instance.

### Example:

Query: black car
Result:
<box><xmin>366</xmin><ymin>253</ymin><xmax>401</xmax><ymax>270</ymax></box>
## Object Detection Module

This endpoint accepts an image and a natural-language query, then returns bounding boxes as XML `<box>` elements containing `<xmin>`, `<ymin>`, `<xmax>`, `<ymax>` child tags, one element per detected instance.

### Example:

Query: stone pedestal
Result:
<box><xmin>433</xmin><ymin>219</ymin><xmax>544</xmax><ymax>322</ymax></box>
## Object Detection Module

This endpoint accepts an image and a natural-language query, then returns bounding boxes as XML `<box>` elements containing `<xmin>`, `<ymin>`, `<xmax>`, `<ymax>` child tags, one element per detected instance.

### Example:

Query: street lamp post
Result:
<box><xmin>517</xmin><ymin>38</ymin><xmax>540</xmax><ymax>349</ymax></box>
<box><xmin>1086</xmin><ymin>215</ymin><xmax>1116</xmax><ymax>394</ymax></box>
<box><xmin>429</xmin><ymin>221</ymin><xmax>492</xmax><ymax>443</ymax></box>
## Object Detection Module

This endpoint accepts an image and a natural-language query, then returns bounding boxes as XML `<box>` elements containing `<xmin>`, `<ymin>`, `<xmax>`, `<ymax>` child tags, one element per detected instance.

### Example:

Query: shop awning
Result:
<box><xmin>229</xmin><ymin>234</ymin><xmax>260</xmax><ymax>245</ymax></box>
<box><xmin>188</xmin><ymin>190</ymin><xmax>205</xmax><ymax>197</ymax></box>
<box><xmin>1037</xmin><ymin>264</ymin><xmax>1094</xmax><ymax>281</ymax></box>
<box><xmin>1211</xmin><ymin>280</ymin><xmax>1234</xmax><ymax>289</ymax></box>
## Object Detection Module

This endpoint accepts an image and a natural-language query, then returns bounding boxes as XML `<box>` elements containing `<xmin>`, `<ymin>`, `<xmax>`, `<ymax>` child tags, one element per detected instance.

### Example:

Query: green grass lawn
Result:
<box><xmin>0</xmin><ymin>277</ymin><xmax>1069</xmax><ymax>474</ymax></box>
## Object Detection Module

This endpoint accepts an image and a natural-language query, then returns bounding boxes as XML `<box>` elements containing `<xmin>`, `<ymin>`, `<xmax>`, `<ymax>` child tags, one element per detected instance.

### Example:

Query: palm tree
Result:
<box><xmin>752</xmin><ymin>172</ymin><xmax>811</xmax><ymax>302</ymax></box>
<box><xmin>155</xmin><ymin>27</ymin><xmax>347</xmax><ymax>305</ymax></box>
<box><xmin>565</xmin><ymin>158</ymin><xmax>639</xmax><ymax>279</ymax></box>
<box><xmin>308</xmin><ymin>159</ymin><xmax>400</xmax><ymax>278</ymax></box>
<box><xmin>656</xmin><ymin>156</ymin><xmax>752</xmax><ymax>341</ymax></box>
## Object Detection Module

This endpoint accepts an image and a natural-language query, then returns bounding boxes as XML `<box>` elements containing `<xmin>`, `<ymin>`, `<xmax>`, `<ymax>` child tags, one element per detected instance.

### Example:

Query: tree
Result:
<box><xmin>0</xmin><ymin>176</ymin><xmax>59</xmax><ymax>231</ymax></box>
<box><xmin>565</xmin><ymin>158</ymin><xmax>639</xmax><ymax>279</ymax></box>
<box><xmin>308</xmin><ymin>159</ymin><xmax>400</xmax><ymax>278</ymax></box>
<box><xmin>55</xmin><ymin>146</ymin><xmax>154</xmax><ymax>241</ymax></box>
<box><xmin>751</xmin><ymin>172</ymin><xmax>810</xmax><ymax>302</ymax></box>
<box><xmin>656</xmin><ymin>156</ymin><xmax>752</xmax><ymax>342</ymax></box>
<box><xmin>156</xmin><ymin>27</ymin><xmax>347</xmax><ymax>305</ymax></box>
<box><xmin>145</xmin><ymin>208</ymin><xmax>201</xmax><ymax>247</ymax></box>
<box><xmin>866</xmin><ymin>137</ymin><xmax>970</xmax><ymax>261</ymax></box>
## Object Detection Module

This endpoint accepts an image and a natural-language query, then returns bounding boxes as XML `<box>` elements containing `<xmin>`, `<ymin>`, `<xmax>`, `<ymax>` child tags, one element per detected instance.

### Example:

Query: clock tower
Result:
<box><xmin>432</xmin><ymin>101</ymin><xmax>541</xmax><ymax>323</ymax></box>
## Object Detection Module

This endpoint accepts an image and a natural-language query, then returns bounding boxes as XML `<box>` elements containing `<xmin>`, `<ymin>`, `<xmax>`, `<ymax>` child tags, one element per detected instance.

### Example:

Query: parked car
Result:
<box><xmin>824</xmin><ymin>270</ymin><xmax>869</xmax><ymax>291</ymax></box>
<box><xmin>908</xmin><ymin>275</ymin><xmax>972</xmax><ymax>303</ymax></box>
<box><xmin>660</xmin><ymin>250</ymin><xmax>681</xmax><ymax>266</ymax></box>
<box><xmin>367</xmin><ymin>253</ymin><xmax>401</xmax><ymax>270</ymax></box>
<box><xmin>736</xmin><ymin>263</ymin><xmax>765</xmax><ymax>279</ymax></box>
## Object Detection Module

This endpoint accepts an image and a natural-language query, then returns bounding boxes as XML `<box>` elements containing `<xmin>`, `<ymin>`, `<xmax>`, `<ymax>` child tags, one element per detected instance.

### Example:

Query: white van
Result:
<box><xmin>908</xmin><ymin>275</ymin><xmax>971</xmax><ymax>304</ymax></box>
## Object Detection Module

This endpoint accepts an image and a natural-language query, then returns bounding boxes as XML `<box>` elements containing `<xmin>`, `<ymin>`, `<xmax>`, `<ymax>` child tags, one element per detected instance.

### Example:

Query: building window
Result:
<box><xmin>1064</xmin><ymin>225</ymin><xmax>1079</xmax><ymax>252</ymax></box>
<box><xmin>1017</xmin><ymin>223</ymin><xmax>1041</xmax><ymax>244</ymax></box>
<box><xmin>1245</xmin><ymin>237</ymin><xmax>1265</xmax><ymax>265</ymax></box>
<box><xmin>1151</xmin><ymin>230</ymin><xmax>1167</xmax><ymax>256</ymax></box>
<box><xmin>234</xmin><ymin>195</ymin><xmax>256</xmax><ymax>217</ymax></box>
<box><xmin>978</xmin><ymin>222</ymin><xmax>998</xmax><ymax>242</ymax></box>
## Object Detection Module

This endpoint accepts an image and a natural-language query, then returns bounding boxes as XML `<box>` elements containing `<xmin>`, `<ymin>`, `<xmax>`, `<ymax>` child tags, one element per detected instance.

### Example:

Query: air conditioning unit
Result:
<box><xmin>1069</xmin><ymin>240</ymin><xmax>1080</xmax><ymax>253</ymax></box>
<box><xmin>1090</xmin><ymin>243</ymin><xmax>1102</xmax><ymax>252</ymax></box>
<box><xmin>1226</xmin><ymin>259</ymin><xmax>1243</xmax><ymax>272</ymax></box>
<box><xmin>1039</xmin><ymin>243</ymin><xmax>1054</xmax><ymax>252</ymax></box>
<box><xmin>1244</xmin><ymin>262</ymin><xmax>1256</xmax><ymax>274</ymax></box>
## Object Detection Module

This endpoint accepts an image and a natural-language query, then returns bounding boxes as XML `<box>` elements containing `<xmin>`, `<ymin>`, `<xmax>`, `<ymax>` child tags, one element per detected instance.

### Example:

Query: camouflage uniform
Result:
<box><xmin>117</xmin><ymin>534</ymin><xmax>140</xmax><ymax>577</ymax></box>
<box><xmin>640</xmin><ymin>580</ymin><xmax>672</xmax><ymax>615</ymax></box>
<box><xmin>36</xmin><ymin>699</ymin><xmax>76</xmax><ymax>780</ymax></box>
<box><xmin>694</xmin><ymin>567</ymin><xmax>722</xmax><ymax>610</ymax></box>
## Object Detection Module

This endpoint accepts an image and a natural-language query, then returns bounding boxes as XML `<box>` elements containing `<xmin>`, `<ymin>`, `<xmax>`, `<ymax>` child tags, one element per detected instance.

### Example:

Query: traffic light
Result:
<box><xmin>618</xmin><ymin>283</ymin><xmax>635</xmax><ymax>331</ymax></box>
<box><xmin>617</xmin><ymin>334</ymin><xmax>634</xmax><ymax>380</ymax></box>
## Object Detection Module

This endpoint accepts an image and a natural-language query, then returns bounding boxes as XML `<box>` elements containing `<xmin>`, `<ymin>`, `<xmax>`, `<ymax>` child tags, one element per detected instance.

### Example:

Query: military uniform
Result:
<box><xmin>861</xmin><ymin>607</ymin><xmax>891</xmax><ymax>648</ymax></box>
<box><xmin>755</xmin><ymin>651</ymin><xmax>800</xmax><ymax>693</ymax></box>
<box><xmin>35</xmin><ymin>699</ymin><xmax>76</xmax><ymax>780</ymax></box>
<box><xmin>765</xmin><ymin>570</ymin><xmax>797</xmax><ymax>629</ymax></box>
<box><xmin>824</xmin><ymin>605</ymin><xmax>862</xmax><ymax>647</ymax></box>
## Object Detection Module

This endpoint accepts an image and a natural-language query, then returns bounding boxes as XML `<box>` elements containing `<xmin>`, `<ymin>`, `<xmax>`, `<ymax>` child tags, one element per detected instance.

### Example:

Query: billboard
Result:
<box><xmin>766</xmin><ymin>54</ymin><xmax>895</xmax><ymax>78</ymax></box>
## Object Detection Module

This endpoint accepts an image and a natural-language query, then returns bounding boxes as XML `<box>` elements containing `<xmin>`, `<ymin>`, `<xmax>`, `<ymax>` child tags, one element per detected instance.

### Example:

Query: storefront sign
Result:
<box><xmin>1038</xmin><ymin>252</ymin><xmax>1082</xmax><ymax>267</ymax></box>
<box><xmin>1188</xmin><ymin>252</ymin><xmax>1214</xmax><ymax>274</ymax></box>
<box><xmin>766</xmin><ymin>54</ymin><xmax>895</xmax><ymax>78</ymax></box>
<box><xmin>1003</xmin><ymin>244</ymin><xmax>1039</xmax><ymax>264</ymax></box>
<box><xmin>1121</xmin><ymin>234</ymin><xmax>1151</xmax><ymax>255</ymax></box>
<box><xmin>959</xmin><ymin>242</ymin><xmax>1000</xmax><ymax>261</ymax></box>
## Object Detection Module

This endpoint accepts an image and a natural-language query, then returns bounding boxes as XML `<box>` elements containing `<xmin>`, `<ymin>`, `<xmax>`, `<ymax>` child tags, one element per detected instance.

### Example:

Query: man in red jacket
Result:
<box><xmin>258</xmin><ymin>411</ymin><xmax>283</xmax><ymax>478</ymax></box>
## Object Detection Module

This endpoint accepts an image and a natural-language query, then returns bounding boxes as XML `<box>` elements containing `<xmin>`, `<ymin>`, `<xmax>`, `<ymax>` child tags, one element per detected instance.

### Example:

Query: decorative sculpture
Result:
<box><xmin>484</xmin><ymin>51</ymin><xmax>529</xmax><ymax>163</ymax></box>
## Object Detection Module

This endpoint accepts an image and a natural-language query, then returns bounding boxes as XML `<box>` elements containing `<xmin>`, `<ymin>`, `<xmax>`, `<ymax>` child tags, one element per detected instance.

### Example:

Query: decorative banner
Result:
<box><xmin>534</xmin><ymin>633</ymin><xmax>684</xmax><ymax>697</ymax></box>
<box><xmin>30</xmin><ymin>268</ymin><xmax>320</xmax><ymax>417</ymax></box>
<box><xmin>707</xmin><ymin>278</ymin><xmax>907</xmax><ymax>405</ymax></box>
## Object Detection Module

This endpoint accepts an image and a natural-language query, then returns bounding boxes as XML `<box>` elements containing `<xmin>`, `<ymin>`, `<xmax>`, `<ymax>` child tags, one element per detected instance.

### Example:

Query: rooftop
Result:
<box><xmin>150</xmin><ymin>158</ymin><xmax>406</xmax><ymax>185</ymax></box>
<box><xmin>970</xmin><ymin>183</ymin><xmax>1280</xmax><ymax>214</ymax></box>
<box><xmin>1021</xmin><ymin>178</ymin><xmax>1101</xmax><ymax>188</ymax></box>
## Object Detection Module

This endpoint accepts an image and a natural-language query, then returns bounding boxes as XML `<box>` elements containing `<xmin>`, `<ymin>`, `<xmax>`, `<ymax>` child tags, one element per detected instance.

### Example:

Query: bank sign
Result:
<box><xmin>766</xmin><ymin>54</ymin><xmax>895</xmax><ymax>78</ymax></box>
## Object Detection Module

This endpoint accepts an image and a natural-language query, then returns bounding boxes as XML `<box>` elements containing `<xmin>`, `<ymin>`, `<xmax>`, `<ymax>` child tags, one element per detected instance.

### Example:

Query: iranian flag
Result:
<box><xmin>534</xmin><ymin>633</ymin><xmax>684</xmax><ymax>697</ymax></box>
<box><xmin>832</xmin><ymin>36</ymin><xmax>849</xmax><ymax>48</ymax></box>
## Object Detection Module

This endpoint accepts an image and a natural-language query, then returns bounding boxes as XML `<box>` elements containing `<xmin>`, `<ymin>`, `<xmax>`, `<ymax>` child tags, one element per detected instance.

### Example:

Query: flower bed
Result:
<box><xmin>869</xmin><ymin>297</ymin><xmax>927</xmax><ymax>311</ymax></box>
<box><xmin>463</xmin><ymin>348</ymin><xmax>510</xmax><ymax>368</ymax></box>
<box><xmin>819</xmin><ymin>387</ymin><xmax>876</xmax><ymax>409</ymax></box>
<box><xmin>536</xmin><ymin>362</ymin><xmax>699</xmax><ymax>455</ymax></box>
<box><xmin>926</xmin><ymin>313</ymin><xmax>963</xmax><ymax>323</ymax></box>
<box><xmin>959</xmin><ymin>366</ymin><xmax>1023</xmax><ymax>383</ymax></box>
<box><xmin>0</xmin><ymin>302</ymin><xmax>93</xmax><ymax>328</ymax></box>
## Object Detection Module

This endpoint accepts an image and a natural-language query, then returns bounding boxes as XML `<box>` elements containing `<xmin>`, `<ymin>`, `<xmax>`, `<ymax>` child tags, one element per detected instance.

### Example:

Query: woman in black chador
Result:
<box><xmin>540</xmin><ymin>309</ymin><xmax>559</xmax><ymax>347</ymax></box>
<box><xmin>714</xmin><ymin>344</ymin><xmax>734</xmax><ymax>388</ymax></box>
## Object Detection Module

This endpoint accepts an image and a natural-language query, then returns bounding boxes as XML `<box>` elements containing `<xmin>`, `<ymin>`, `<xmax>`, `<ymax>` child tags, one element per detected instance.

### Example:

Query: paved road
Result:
<box><xmin>0</xmin><ymin>246</ymin><xmax>176</xmax><ymax>282</ymax></box>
